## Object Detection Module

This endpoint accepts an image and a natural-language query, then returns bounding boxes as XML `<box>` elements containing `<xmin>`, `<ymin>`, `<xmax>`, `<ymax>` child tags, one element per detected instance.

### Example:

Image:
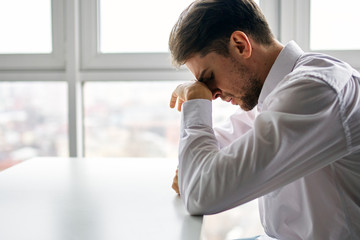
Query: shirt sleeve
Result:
<box><xmin>178</xmin><ymin>77</ymin><xmax>350</xmax><ymax>215</ymax></box>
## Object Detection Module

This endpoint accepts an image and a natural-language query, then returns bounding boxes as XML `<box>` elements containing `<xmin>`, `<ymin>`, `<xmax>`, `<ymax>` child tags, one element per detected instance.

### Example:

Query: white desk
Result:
<box><xmin>0</xmin><ymin>157</ymin><xmax>202</xmax><ymax>240</ymax></box>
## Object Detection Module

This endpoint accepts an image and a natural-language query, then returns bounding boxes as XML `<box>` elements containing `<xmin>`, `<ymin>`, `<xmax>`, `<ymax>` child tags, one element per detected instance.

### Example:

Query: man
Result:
<box><xmin>168</xmin><ymin>0</ymin><xmax>360</xmax><ymax>239</ymax></box>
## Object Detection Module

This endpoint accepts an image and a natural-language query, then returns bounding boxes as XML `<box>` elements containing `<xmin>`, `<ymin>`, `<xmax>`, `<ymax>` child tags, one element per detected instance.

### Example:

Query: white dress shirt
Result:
<box><xmin>178</xmin><ymin>41</ymin><xmax>360</xmax><ymax>239</ymax></box>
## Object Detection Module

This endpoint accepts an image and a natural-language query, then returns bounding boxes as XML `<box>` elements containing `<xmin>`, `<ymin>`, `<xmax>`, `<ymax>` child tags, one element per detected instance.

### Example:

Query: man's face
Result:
<box><xmin>185</xmin><ymin>51</ymin><xmax>262</xmax><ymax>111</ymax></box>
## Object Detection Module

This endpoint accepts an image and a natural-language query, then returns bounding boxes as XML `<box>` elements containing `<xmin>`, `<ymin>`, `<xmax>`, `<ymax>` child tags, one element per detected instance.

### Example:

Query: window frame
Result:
<box><xmin>80</xmin><ymin>0</ymin><xmax>175</xmax><ymax>70</ymax></box>
<box><xmin>2</xmin><ymin>0</ymin><xmax>359</xmax><ymax>161</ymax></box>
<box><xmin>280</xmin><ymin>0</ymin><xmax>360</xmax><ymax>69</ymax></box>
<box><xmin>0</xmin><ymin>0</ymin><xmax>65</xmax><ymax>70</ymax></box>
<box><xmin>80</xmin><ymin>0</ymin><xmax>265</xmax><ymax>71</ymax></box>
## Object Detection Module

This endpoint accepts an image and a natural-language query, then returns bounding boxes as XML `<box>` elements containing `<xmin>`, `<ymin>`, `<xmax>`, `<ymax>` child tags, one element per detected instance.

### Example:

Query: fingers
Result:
<box><xmin>172</xmin><ymin>169</ymin><xmax>180</xmax><ymax>195</ymax></box>
<box><xmin>170</xmin><ymin>91</ymin><xmax>183</xmax><ymax>112</ymax></box>
<box><xmin>170</xmin><ymin>80</ymin><xmax>212</xmax><ymax>112</ymax></box>
<box><xmin>170</xmin><ymin>85</ymin><xmax>185</xmax><ymax>112</ymax></box>
<box><xmin>177</xmin><ymin>98</ymin><xmax>184</xmax><ymax>112</ymax></box>
<box><xmin>170</xmin><ymin>91</ymin><xmax>178</xmax><ymax>109</ymax></box>
<box><xmin>172</xmin><ymin>179</ymin><xmax>180</xmax><ymax>195</ymax></box>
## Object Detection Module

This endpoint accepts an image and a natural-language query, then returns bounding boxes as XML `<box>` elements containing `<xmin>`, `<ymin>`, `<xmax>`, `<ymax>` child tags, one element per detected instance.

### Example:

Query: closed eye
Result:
<box><xmin>202</xmin><ymin>72</ymin><xmax>214</xmax><ymax>85</ymax></box>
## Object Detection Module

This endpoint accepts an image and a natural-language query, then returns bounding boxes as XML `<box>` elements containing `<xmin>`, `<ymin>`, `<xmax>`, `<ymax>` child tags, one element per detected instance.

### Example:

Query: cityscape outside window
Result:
<box><xmin>84</xmin><ymin>81</ymin><xmax>239</xmax><ymax>158</ymax></box>
<box><xmin>0</xmin><ymin>82</ymin><xmax>68</xmax><ymax>170</ymax></box>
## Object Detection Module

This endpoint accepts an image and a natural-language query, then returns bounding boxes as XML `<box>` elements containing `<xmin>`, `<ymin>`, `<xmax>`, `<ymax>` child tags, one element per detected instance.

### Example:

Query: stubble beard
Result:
<box><xmin>240</xmin><ymin>75</ymin><xmax>263</xmax><ymax>111</ymax></box>
<box><xmin>231</xmin><ymin>58</ymin><xmax>263</xmax><ymax>111</ymax></box>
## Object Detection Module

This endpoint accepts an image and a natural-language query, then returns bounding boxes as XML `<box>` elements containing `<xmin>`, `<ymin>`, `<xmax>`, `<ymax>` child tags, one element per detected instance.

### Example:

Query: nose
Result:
<box><xmin>212</xmin><ymin>89</ymin><xmax>221</xmax><ymax>100</ymax></box>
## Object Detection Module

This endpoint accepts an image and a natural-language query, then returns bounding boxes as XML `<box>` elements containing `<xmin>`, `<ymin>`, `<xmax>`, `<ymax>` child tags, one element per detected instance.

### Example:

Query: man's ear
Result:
<box><xmin>229</xmin><ymin>31</ymin><xmax>252</xmax><ymax>59</ymax></box>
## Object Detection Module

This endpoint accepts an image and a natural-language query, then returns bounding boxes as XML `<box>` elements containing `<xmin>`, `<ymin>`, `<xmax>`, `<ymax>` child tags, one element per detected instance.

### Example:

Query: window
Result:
<box><xmin>82</xmin><ymin>0</ymin><xmax>260</xmax><ymax>69</ymax></box>
<box><xmin>99</xmin><ymin>0</ymin><xmax>194</xmax><ymax>53</ymax></box>
<box><xmin>81</xmin><ymin>0</ymin><xmax>195</xmax><ymax>69</ymax></box>
<box><xmin>0</xmin><ymin>82</ymin><xmax>68</xmax><ymax>171</ymax></box>
<box><xmin>279</xmin><ymin>0</ymin><xmax>360</xmax><ymax>69</ymax></box>
<box><xmin>100</xmin><ymin>0</ymin><xmax>259</xmax><ymax>53</ymax></box>
<box><xmin>310</xmin><ymin>0</ymin><xmax>360</xmax><ymax>50</ymax></box>
<box><xmin>82</xmin><ymin>0</ymin><xmax>241</xmax><ymax>158</ymax></box>
<box><xmin>0</xmin><ymin>0</ymin><xmax>52</xmax><ymax>54</ymax></box>
<box><xmin>84</xmin><ymin>81</ymin><xmax>182</xmax><ymax>158</ymax></box>
<box><xmin>84</xmin><ymin>81</ymin><xmax>238</xmax><ymax>158</ymax></box>
<box><xmin>0</xmin><ymin>0</ymin><xmax>66</xmax><ymax>170</ymax></box>
<box><xmin>0</xmin><ymin>0</ymin><xmax>64</xmax><ymax>69</ymax></box>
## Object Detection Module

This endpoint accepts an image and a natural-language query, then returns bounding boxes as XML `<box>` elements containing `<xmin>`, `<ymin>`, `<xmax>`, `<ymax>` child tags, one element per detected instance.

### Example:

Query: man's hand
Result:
<box><xmin>172</xmin><ymin>169</ymin><xmax>180</xmax><ymax>195</ymax></box>
<box><xmin>170</xmin><ymin>81</ymin><xmax>212</xmax><ymax>111</ymax></box>
<box><xmin>170</xmin><ymin>82</ymin><xmax>212</xmax><ymax>194</ymax></box>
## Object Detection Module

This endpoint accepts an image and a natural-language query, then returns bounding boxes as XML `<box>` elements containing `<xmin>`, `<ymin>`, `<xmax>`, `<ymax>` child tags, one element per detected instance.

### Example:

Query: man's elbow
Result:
<box><xmin>183</xmin><ymin>192</ymin><xmax>216</xmax><ymax>216</ymax></box>
<box><xmin>185</xmin><ymin>200</ymin><xmax>206</xmax><ymax>216</ymax></box>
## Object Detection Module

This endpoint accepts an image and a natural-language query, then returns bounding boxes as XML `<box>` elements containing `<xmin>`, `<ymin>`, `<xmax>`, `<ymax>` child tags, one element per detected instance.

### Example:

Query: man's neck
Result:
<box><xmin>252</xmin><ymin>40</ymin><xmax>284</xmax><ymax>85</ymax></box>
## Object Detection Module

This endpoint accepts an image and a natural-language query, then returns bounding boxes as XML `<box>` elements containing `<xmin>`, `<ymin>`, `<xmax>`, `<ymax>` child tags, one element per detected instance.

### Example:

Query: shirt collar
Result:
<box><xmin>257</xmin><ymin>41</ymin><xmax>304</xmax><ymax>110</ymax></box>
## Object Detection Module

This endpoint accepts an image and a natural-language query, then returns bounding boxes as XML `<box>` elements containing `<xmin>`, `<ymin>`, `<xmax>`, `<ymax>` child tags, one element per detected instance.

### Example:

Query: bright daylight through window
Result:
<box><xmin>310</xmin><ymin>0</ymin><xmax>360</xmax><ymax>50</ymax></box>
<box><xmin>0</xmin><ymin>0</ymin><xmax>52</xmax><ymax>54</ymax></box>
<box><xmin>99</xmin><ymin>0</ymin><xmax>194</xmax><ymax>53</ymax></box>
<box><xmin>84</xmin><ymin>81</ymin><xmax>238</xmax><ymax>158</ymax></box>
<box><xmin>0</xmin><ymin>82</ymin><xmax>68</xmax><ymax>171</ymax></box>
<box><xmin>100</xmin><ymin>0</ymin><xmax>259</xmax><ymax>53</ymax></box>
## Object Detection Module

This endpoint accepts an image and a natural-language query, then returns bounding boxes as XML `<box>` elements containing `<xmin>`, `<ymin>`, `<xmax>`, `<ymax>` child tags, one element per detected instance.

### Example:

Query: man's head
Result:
<box><xmin>169</xmin><ymin>0</ymin><xmax>274</xmax><ymax>67</ymax></box>
<box><xmin>169</xmin><ymin>0</ymin><xmax>280</xmax><ymax>111</ymax></box>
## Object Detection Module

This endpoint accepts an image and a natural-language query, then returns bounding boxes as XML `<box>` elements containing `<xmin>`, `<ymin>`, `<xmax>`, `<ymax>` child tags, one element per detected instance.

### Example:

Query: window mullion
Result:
<box><xmin>279</xmin><ymin>0</ymin><xmax>310</xmax><ymax>48</ymax></box>
<box><xmin>259</xmin><ymin>0</ymin><xmax>281</xmax><ymax>40</ymax></box>
<box><xmin>279</xmin><ymin>0</ymin><xmax>296</xmax><ymax>44</ymax></box>
<box><xmin>295</xmin><ymin>0</ymin><xmax>310</xmax><ymax>51</ymax></box>
<box><xmin>66</xmin><ymin>0</ymin><xmax>84</xmax><ymax>157</ymax></box>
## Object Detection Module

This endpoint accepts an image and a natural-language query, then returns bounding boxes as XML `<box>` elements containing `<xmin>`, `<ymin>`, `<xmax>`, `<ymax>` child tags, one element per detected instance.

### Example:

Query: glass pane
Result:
<box><xmin>100</xmin><ymin>0</ymin><xmax>260</xmax><ymax>53</ymax></box>
<box><xmin>310</xmin><ymin>0</ymin><xmax>360</xmax><ymax>50</ymax></box>
<box><xmin>0</xmin><ymin>0</ymin><xmax>52</xmax><ymax>54</ymax></box>
<box><xmin>0</xmin><ymin>82</ymin><xmax>68</xmax><ymax>171</ymax></box>
<box><xmin>99</xmin><ymin>0</ymin><xmax>198</xmax><ymax>53</ymax></box>
<box><xmin>84</xmin><ymin>81</ymin><xmax>238</xmax><ymax>158</ymax></box>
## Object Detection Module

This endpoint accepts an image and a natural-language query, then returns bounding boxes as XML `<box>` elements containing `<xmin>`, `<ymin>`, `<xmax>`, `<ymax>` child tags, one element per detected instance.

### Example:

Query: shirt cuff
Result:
<box><xmin>181</xmin><ymin>99</ymin><xmax>213</xmax><ymax>129</ymax></box>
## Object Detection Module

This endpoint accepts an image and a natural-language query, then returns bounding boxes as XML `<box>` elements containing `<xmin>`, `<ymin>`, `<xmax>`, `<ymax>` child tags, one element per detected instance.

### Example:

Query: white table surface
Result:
<box><xmin>0</xmin><ymin>157</ymin><xmax>202</xmax><ymax>240</ymax></box>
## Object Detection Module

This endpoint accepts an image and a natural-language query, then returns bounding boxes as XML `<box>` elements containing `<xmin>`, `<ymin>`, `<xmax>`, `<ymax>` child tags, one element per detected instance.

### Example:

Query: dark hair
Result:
<box><xmin>169</xmin><ymin>0</ymin><xmax>274</xmax><ymax>67</ymax></box>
